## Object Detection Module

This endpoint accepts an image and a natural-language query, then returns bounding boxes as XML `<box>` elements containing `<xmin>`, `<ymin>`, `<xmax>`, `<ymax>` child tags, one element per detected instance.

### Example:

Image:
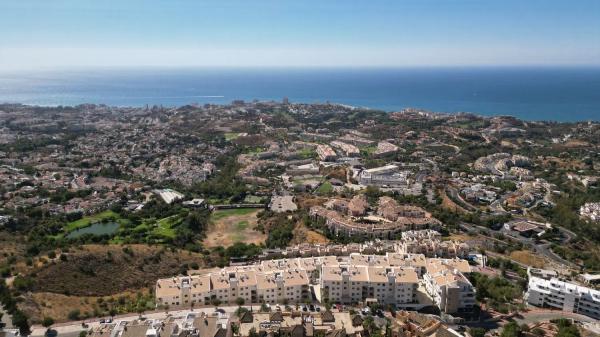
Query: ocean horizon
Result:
<box><xmin>0</xmin><ymin>66</ymin><xmax>599</xmax><ymax>122</ymax></box>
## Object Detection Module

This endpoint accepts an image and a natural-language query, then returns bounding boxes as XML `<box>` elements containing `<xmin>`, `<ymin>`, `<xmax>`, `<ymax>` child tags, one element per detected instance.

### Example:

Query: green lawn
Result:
<box><xmin>243</xmin><ymin>195</ymin><xmax>264</xmax><ymax>204</ymax></box>
<box><xmin>151</xmin><ymin>215</ymin><xmax>182</xmax><ymax>238</ymax></box>
<box><xmin>64</xmin><ymin>210</ymin><xmax>122</xmax><ymax>232</ymax></box>
<box><xmin>211</xmin><ymin>208</ymin><xmax>258</xmax><ymax>221</ymax></box>
<box><xmin>235</xmin><ymin>220</ymin><xmax>249</xmax><ymax>231</ymax></box>
<box><xmin>298</xmin><ymin>148</ymin><xmax>316</xmax><ymax>159</ymax></box>
<box><xmin>225</xmin><ymin>132</ymin><xmax>241</xmax><ymax>141</ymax></box>
<box><xmin>315</xmin><ymin>181</ymin><xmax>333</xmax><ymax>195</ymax></box>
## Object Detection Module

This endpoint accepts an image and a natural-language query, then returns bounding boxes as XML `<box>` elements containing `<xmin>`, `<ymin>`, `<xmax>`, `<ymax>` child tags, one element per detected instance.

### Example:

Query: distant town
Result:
<box><xmin>1</xmin><ymin>100</ymin><xmax>600</xmax><ymax>337</ymax></box>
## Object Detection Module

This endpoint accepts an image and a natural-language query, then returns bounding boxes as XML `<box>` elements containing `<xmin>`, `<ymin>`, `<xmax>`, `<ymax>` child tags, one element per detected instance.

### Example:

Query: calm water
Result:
<box><xmin>66</xmin><ymin>222</ymin><xmax>120</xmax><ymax>238</ymax></box>
<box><xmin>0</xmin><ymin>67</ymin><xmax>599</xmax><ymax>121</ymax></box>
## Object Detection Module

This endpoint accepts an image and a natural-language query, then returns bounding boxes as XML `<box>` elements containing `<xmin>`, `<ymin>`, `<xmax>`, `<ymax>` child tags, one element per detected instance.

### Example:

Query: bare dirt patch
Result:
<box><xmin>292</xmin><ymin>223</ymin><xmax>329</xmax><ymax>245</ymax></box>
<box><xmin>203</xmin><ymin>209</ymin><xmax>266</xmax><ymax>248</ymax></box>
<box><xmin>439</xmin><ymin>189</ymin><xmax>467</xmax><ymax>214</ymax></box>
<box><xmin>509</xmin><ymin>250</ymin><xmax>547</xmax><ymax>268</ymax></box>
<box><xmin>447</xmin><ymin>234</ymin><xmax>475</xmax><ymax>242</ymax></box>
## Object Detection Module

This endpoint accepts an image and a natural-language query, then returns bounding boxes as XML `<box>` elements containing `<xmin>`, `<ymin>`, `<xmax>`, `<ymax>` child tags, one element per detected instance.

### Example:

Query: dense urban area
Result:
<box><xmin>1</xmin><ymin>100</ymin><xmax>600</xmax><ymax>337</ymax></box>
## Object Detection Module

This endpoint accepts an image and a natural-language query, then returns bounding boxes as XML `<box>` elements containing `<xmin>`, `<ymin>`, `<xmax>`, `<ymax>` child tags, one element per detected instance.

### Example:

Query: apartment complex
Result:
<box><xmin>358</xmin><ymin>165</ymin><xmax>410</xmax><ymax>187</ymax></box>
<box><xmin>156</xmin><ymin>268</ymin><xmax>311</xmax><ymax>308</ymax></box>
<box><xmin>310</xmin><ymin>197</ymin><xmax>441</xmax><ymax>239</ymax></box>
<box><xmin>320</xmin><ymin>265</ymin><xmax>418</xmax><ymax>307</ymax></box>
<box><xmin>526</xmin><ymin>269</ymin><xmax>600</xmax><ymax>320</ymax></box>
<box><xmin>258</xmin><ymin>232</ymin><xmax>469</xmax><ymax>260</ymax></box>
<box><xmin>316</xmin><ymin>144</ymin><xmax>337</xmax><ymax>161</ymax></box>
<box><xmin>423</xmin><ymin>259</ymin><xmax>476</xmax><ymax>313</ymax></box>
<box><xmin>156</xmin><ymin>252</ymin><xmax>474</xmax><ymax>314</ymax></box>
<box><xmin>330</xmin><ymin>141</ymin><xmax>360</xmax><ymax>157</ymax></box>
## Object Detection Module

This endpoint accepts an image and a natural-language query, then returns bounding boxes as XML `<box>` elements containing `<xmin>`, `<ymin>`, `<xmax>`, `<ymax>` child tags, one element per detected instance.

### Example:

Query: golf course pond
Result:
<box><xmin>66</xmin><ymin>222</ymin><xmax>120</xmax><ymax>238</ymax></box>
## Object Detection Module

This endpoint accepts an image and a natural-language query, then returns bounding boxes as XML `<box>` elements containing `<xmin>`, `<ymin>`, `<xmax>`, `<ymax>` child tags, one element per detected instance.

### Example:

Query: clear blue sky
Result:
<box><xmin>1</xmin><ymin>0</ymin><xmax>599</xmax><ymax>70</ymax></box>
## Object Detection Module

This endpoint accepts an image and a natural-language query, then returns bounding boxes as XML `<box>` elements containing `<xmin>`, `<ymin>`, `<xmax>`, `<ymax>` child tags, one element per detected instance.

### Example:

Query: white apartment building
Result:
<box><xmin>423</xmin><ymin>260</ymin><xmax>476</xmax><ymax>313</ymax></box>
<box><xmin>156</xmin><ymin>269</ymin><xmax>310</xmax><ymax>307</ymax></box>
<box><xmin>358</xmin><ymin>165</ymin><xmax>410</xmax><ymax>187</ymax></box>
<box><xmin>526</xmin><ymin>276</ymin><xmax>600</xmax><ymax>320</ymax></box>
<box><xmin>157</xmin><ymin>253</ymin><xmax>474</xmax><ymax>313</ymax></box>
<box><xmin>320</xmin><ymin>264</ymin><xmax>418</xmax><ymax>307</ymax></box>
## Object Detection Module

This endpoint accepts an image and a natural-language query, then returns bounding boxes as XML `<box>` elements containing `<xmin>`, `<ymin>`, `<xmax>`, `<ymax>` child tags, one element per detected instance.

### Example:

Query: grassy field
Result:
<box><xmin>210</xmin><ymin>208</ymin><xmax>258</xmax><ymax>221</ymax></box>
<box><xmin>151</xmin><ymin>215</ymin><xmax>181</xmax><ymax>238</ymax></box>
<box><xmin>298</xmin><ymin>148</ymin><xmax>316</xmax><ymax>159</ymax></box>
<box><xmin>243</xmin><ymin>195</ymin><xmax>265</xmax><ymax>204</ymax></box>
<box><xmin>315</xmin><ymin>181</ymin><xmax>333</xmax><ymax>195</ymax></box>
<box><xmin>224</xmin><ymin>132</ymin><xmax>241</xmax><ymax>141</ymax></box>
<box><xmin>204</xmin><ymin>208</ymin><xmax>266</xmax><ymax>247</ymax></box>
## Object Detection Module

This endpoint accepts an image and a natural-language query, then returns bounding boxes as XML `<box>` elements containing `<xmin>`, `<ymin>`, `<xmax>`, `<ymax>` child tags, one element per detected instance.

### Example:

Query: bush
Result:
<box><xmin>42</xmin><ymin>317</ymin><xmax>55</xmax><ymax>328</ymax></box>
<box><xmin>68</xmin><ymin>309</ymin><xmax>81</xmax><ymax>321</ymax></box>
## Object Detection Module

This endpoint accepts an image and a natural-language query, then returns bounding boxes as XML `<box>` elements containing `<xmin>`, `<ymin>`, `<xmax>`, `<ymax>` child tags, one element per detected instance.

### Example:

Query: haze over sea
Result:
<box><xmin>0</xmin><ymin>67</ymin><xmax>599</xmax><ymax>122</ymax></box>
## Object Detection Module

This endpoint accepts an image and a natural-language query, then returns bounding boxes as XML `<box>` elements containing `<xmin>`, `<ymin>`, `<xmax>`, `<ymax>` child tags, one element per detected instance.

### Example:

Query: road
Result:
<box><xmin>513</xmin><ymin>309</ymin><xmax>598</xmax><ymax>324</ymax></box>
<box><xmin>446</xmin><ymin>186</ymin><xmax>478</xmax><ymax>212</ymax></box>
<box><xmin>30</xmin><ymin>305</ymin><xmax>246</xmax><ymax>337</ymax></box>
<box><xmin>460</xmin><ymin>222</ymin><xmax>577</xmax><ymax>269</ymax></box>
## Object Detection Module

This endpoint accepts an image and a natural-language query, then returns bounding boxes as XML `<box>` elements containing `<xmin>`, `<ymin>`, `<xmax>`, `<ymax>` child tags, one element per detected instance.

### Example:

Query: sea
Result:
<box><xmin>0</xmin><ymin>67</ymin><xmax>599</xmax><ymax>122</ymax></box>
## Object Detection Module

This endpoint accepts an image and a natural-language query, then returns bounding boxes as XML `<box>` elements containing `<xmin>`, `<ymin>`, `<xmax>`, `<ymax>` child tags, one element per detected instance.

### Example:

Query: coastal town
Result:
<box><xmin>1</xmin><ymin>100</ymin><xmax>600</xmax><ymax>337</ymax></box>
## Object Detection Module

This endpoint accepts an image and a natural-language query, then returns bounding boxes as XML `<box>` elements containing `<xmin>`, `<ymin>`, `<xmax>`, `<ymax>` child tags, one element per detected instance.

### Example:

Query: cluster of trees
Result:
<box><xmin>191</xmin><ymin>153</ymin><xmax>247</xmax><ymax>202</ymax></box>
<box><xmin>469</xmin><ymin>272</ymin><xmax>524</xmax><ymax>313</ymax></box>
<box><xmin>0</xmin><ymin>279</ymin><xmax>30</xmax><ymax>335</ymax></box>
<box><xmin>499</xmin><ymin>319</ymin><xmax>581</xmax><ymax>337</ymax></box>
<box><xmin>535</xmin><ymin>184</ymin><xmax>600</xmax><ymax>270</ymax></box>
<box><xmin>209</xmin><ymin>243</ymin><xmax>263</xmax><ymax>267</ymax></box>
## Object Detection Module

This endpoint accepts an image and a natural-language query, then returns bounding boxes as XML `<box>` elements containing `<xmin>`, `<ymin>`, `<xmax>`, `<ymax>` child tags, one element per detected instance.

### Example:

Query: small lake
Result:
<box><xmin>66</xmin><ymin>222</ymin><xmax>120</xmax><ymax>238</ymax></box>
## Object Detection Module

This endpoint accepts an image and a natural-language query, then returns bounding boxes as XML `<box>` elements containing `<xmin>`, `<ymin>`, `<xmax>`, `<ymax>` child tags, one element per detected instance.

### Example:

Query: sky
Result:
<box><xmin>1</xmin><ymin>0</ymin><xmax>599</xmax><ymax>70</ymax></box>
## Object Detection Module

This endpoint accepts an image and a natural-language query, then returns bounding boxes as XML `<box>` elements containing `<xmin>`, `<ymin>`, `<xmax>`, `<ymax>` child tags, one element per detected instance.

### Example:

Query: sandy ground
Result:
<box><xmin>292</xmin><ymin>223</ymin><xmax>329</xmax><ymax>245</ymax></box>
<box><xmin>203</xmin><ymin>210</ymin><xmax>266</xmax><ymax>247</ymax></box>
<box><xmin>439</xmin><ymin>189</ymin><xmax>467</xmax><ymax>213</ymax></box>
<box><xmin>509</xmin><ymin>250</ymin><xmax>547</xmax><ymax>268</ymax></box>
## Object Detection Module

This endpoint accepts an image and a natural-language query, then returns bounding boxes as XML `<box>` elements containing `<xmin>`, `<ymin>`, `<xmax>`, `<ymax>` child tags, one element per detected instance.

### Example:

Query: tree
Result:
<box><xmin>211</xmin><ymin>296</ymin><xmax>222</xmax><ymax>307</ymax></box>
<box><xmin>236</xmin><ymin>297</ymin><xmax>245</xmax><ymax>307</ymax></box>
<box><xmin>469</xmin><ymin>327</ymin><xmax>487</xmax><ymax>337</ymax></box>
<box><xmin>12</xmin><ymin>310</ymin><xmax>30</xmax><ymax>336</ymax></box>
<box><xmin>231</xmin><ymin>323</ymin><xmax>239</xmax><ymax>335</ymax></box>
<box><xmin>68</xmin><ymin>309</ymin><xmax>81</xmax><ymax>321</ymax></box>
<box><xmin>136</xmin><ymin>304</ymin><xmax>145</xmax><ymax>319</ymax></box>
<box><xmin>42</xmin><ymin>317</ymin><xmax>55</xmax><ymax>329</ymax></box>
<box><xmin>109</xmin><ymin>308</ymin><xmax>118</xmax><ymax>318</ymax></box>
<box><xmin>248</xmin><ymin>327</ymin><xmax>259</xmax><ymax>337</ymax></box>
<box><xmin>500</xmin><ymin>322</ymin><xmax>521</xmax><ymax>337</ymax></box>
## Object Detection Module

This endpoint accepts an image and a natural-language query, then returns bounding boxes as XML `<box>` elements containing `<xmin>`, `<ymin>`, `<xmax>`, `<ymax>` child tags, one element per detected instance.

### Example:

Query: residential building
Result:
<box><xmin>316</xmin><ymin>144</ymin><xmax>337</xmax><ymax>162</ymax></box>
<box><xmin>526</xmin><ymin>274</ymin><xmax>600</xmax><ymax>320</ymax></box>
<box><xmin>374</xmin><ymin>141</ymin><xmax>399</xmax><ymax>157</ymax></box>
<box><xmin>320</xmin><ymin>264</ymin><xmax>418</xmax><ymax>307</ymax></box>
<box><xmin>358</xmin><ymin>165</ymin><xmax>410</xmax><ymax>187</ymax></box>
<box><xmin>423</xmin><ymin>259</ymin><xmax>475</xmax><ymax>313</ymax></box>
<box><xmin>330</xmin><ymin>141</ymin><xmax>360</xmax><ymax>157</ymax></box>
